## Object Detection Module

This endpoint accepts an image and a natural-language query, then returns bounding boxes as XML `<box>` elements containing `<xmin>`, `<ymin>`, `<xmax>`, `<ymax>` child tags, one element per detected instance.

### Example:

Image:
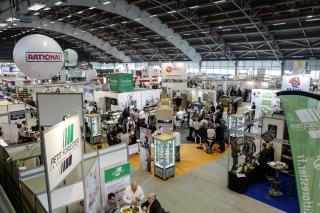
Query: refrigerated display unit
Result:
<box><xmin>154</xmin><ymin>134</ymin><xmax>175</xmax><ymax>180</ymax></box>
<box><xmin>84</xmin><ymin>113</ymin><xmax>101</xmax><ymax>144</ymax></box>
<box><xmin>228</xmin><ymin>115</ymin><xmax>244</xmax><ymax>137</ymax></box>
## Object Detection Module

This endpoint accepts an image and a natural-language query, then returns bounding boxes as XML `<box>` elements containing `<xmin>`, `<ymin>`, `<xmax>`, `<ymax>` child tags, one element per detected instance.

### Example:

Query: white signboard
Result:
<box><xmin>281</xmin><ymin>75</ymin><xmax>310</xmax><ymax>92</ymax></box>
<box><xmin>84</xmin><ymin>159</ymin><xmax>101</xmax><ymax>213</ymax></box>
<box><xmin>43</xmin><ymin>114</ymin><xmax>82</xmax><ymax>191</ymax></box>
<box><xmin>161</xmin><ymin>62</ymin><xmax>186</xmax><ymax>76</ymax></box>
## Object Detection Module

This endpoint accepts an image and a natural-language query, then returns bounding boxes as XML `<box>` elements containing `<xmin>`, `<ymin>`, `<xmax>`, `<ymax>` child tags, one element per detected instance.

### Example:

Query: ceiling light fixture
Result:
<box><xmin>13</xmin><ymin>23</ymin><xmax>17</xmax><ymax>26</ymax></box>
<box><xmin>43</xmin><ymin>7</ymin><xmax>51</xmax><ymax>11</ymax></box>
<box><xmin>183</xmin><ymin>33</ymin><xmax>191</xmax><ymax>35</ymax></box>
<box><xmin>27</xmin><ymin>3</ymin><xmax>46</xmax><ymax>11</ymax></box>
<box><xmin>99</xmin><ymin>26</ymin><xmax>105</xmax><ymax>28</ymax></box>
<box><xmin>50</xmin><ymin>21</ymin><xmax>55</xmax><ymax>24</ymax></box>
<box><xmin>121</xmin><ymin>21</ymin><xmax>128</xmax><ymax>24</ymax></box>
<box><xmin>201</xmin><ymin>31</ymin><xmax>209</xmax><ymax>33</ymax></box>
<box><xmin>134</xmin><ymin>18</ymin><xmax>141</xmax><ymax>21</ymax></box>
<box><xmin>67</xmin><ymin>15</ymin><xmax>72</xmax><ymax>18</ymax></box>
<box><xmin>43</xmin><ymin>24</ymin><xmax>48</xmax><ymax>27</ymax></box>
<box><xmin>58</xmin><ymin>18</ymin><xmax>63</xmax><ymax>21</ymax></box>
<box><xmin>0</xmin><ymin>23</ymin><xmax>8</xmax><ymax>27</ymax></box>
<box><xmin>218</xmin><ymin>26</ymin><xmax>223</xmax><ymax>29</ymax></box>
<box><xmin>89</xmin><ymin>7</ymin><xmax>96</xmax><ymax>10</ymax></box>
<box><xmin>54</xmin><ymin>1</ymin><xmax>63</xmax><ymax>6</ymax></box>
<box><xmin>102</xmin><ymin>1</ymin><xmax>110</xmax><ymax>5</ymax></box>
<box><xmin>245</xmin><ymin>26</ymin><xmax>255</xmax><ymax>29</ymax></box>
<box><xmin>222</xmin><ymin>28</ymin><xmax>231</xmax><ymax>31</ymax></box>
<box><xmin>149</xmin><ymin>14</ymin><xmax>157</xmax><ymax>17</ymax></box>
<box><xmin>306</xmin><ymin>18</ymin><xmax>320</xmax><ymax>22</ymax></box>
<box><xmin>273</xmin><ymin>22</ymin><xmax>285</xmax><ymax>25</ymax></box>
<box><xmin>33</xmin><ymin>12</ymin><xmax>40</xmax><ymax>16</ymax></box>
<box><xmin>6</xmin><ymin>17</ymin><xmax>19</xmax><ymax>22</ymax></box>
<box><xmin>189</xmin><ymin>5</ymin><xmax>199</xmax><ymax>9</ymax></box>
<box><xmin>215</xmin><ymin>0</ymin><xmax>226</xmax><ymax>3</ymax></box>
<box><xmin>77</xmin><ymin>11</ymin><xmax>83</xmax><ymax>14</ymax></box>
<box><xmin>167</xmin><ymin>10</ymin><xmax>176</xmax><ymax>14</ymax></box>
<box><xmin>307</xmin><ymin>15</ymin><xmax>313</xmax><ymax>18</ymax></box>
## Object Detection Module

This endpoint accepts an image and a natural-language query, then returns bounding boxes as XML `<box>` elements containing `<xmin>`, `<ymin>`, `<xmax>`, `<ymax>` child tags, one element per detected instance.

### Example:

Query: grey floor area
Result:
<box><xmin>131</xmin><ymin>127</ymin><xmax>284</xmax><ymax>213</ymax></box>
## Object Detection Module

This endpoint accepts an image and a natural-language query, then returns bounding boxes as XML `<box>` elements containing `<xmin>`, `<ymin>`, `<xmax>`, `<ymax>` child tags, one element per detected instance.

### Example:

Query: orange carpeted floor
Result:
<box><xmin>129</xmin><ymin>143</ymin><xmax>227</xmax><ymax>178</ymax></box>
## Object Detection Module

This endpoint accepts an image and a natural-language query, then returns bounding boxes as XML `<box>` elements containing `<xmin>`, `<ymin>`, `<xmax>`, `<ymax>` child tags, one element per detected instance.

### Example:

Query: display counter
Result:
<box><xmin>154</xmin><ymin>134</ymin><xmax>175</xmax><ymax>180</ymax></box>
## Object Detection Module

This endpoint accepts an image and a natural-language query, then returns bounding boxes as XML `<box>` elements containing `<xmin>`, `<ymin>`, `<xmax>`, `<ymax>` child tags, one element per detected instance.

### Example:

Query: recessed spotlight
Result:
<box><xmin>273</xmin><ymin>22</ymin><xmax>285</xmax><ymax>25</ymax></box>
<box><xmin>167</xmin><ymin>10</ymin><xmax>176</xmax><ymax>14</ymax></box>
<box><xmin>27</xmin><ymin>3</ymin><xmax>46</xmax><ymax>11</ymax></box>
<box><xmin>54</xmin><ymin>1</ymin><xmax>63</xmax><ymax>6</ymax></box>
<box><xmin>189</xmin><ymin>5</ymin><xmax>199</xmax><ymax>9</ymax></box>
<box><xmin>306</xmin><ymin>18</ymin><xmax>320</xmax><ymax>22</ymax></box>
<box><xmin>6</xmin><ymin>17</ymin><xmax>19</xmax><ymax>22</ymax></box>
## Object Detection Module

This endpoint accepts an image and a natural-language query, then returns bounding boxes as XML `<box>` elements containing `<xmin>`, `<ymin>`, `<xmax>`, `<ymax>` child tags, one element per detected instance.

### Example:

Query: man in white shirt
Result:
<box><xmin>173</xmin><ymin>125</ymin><xmax>181</xmax><ymax>162</ymax></box>
<box><xmin>200</xmin><ymin>117</ymin><xmax>208</xmax><ymax>127</ymax></box>
<box><xmin>122</xmin><ymin>181</ymin><xmax>144</xmax><ymax>205</ymax></box>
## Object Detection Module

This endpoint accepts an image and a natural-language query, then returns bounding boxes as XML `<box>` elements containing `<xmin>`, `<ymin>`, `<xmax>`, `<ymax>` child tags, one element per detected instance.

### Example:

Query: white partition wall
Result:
<box><xmin>37</xmin><ymin>93</ymin><xmax>83</xmax><ymax>127</ymax></box>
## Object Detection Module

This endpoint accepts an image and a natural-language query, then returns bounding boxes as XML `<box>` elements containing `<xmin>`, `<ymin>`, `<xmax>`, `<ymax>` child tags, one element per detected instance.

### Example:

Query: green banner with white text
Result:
<box><xmin>277</xmin><ymin>91</ymin><xmax>320</xmax><ymax>213</ymax></box>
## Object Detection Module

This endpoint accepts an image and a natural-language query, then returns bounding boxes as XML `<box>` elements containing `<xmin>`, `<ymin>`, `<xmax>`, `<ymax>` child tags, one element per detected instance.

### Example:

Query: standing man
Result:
<box><xmin>230</xmin><ymin>137</ymin><xmax>240</xmax><ymax>170</ymax></box>
<box><xmin>215</xmin><ymin>120</ymin><xmax>226</xmax><ymax>153</ymax></box>
<box><xmin>122</xmin><ymin>181</ymin><xmax>145</xmax><ymax>205</ymax></box>
<box><xmin>141</xmin><ymin>193</ymin><xmax>162</xmax><ymax>213</ymax></box>
<box><xmin>100</xmin><ymin>193</ymin><xmax>120</xmax><ymax>213</ymax></box>
<box><xmin>188</xmin><ymin>117</ymin><xmax>194</xmax><ymax>139</ymax></box>
<box><xmin>251</xmin><ymin>102</ymin><xmax>256</xmax><ymax>119</ymax></box>
<box><xmin>172</xmin><ymin>125</ymin><xmax>181</xmax><ymax>162</ymax></box>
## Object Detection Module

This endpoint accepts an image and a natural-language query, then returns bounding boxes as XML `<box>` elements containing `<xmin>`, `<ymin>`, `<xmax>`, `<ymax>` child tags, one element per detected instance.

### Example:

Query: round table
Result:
<box><xmin>120</xmin><ymin>205</ymin><xmax>143</xmax><ymax>213</ymax></box>
<box><xmin>267</xmin><ymin>161</ymin><xmax>288</xmax><ymax>197</ymax></box>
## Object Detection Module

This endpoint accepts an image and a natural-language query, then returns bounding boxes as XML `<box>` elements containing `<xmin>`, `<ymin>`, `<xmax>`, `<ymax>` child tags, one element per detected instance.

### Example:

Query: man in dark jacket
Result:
<box><xmin>215</xmin><ymin>120</ymin><xmax>225</xmax><ymax>152</ymax></box>
<box><xmin>141</xmin><ymin>193</ymin><xmax>162</xmax><ymax>213</ymax></box>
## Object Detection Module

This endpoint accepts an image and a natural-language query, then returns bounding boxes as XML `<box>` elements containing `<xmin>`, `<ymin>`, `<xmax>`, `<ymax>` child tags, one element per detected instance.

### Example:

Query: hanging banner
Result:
<box><xmin>43</xmin><ymin>114</ymin><xmax>82</xmax><ymax>191</ymax></box>
<box><xmin>277</xmin><ymin>91</ymin><xmax>320</xmax><ymax>213</ymax></box>
<box><xmin>84</xmin><ymin>159</ymin><xmax>101</xmax><ymax>213</ymax></box>
<box><xmin>281</xmin><ymin>75</ymin><xmax>310</xmax><ymax>92</ymax></box>
<box><xmin>104</xmin><ymin>163</ymin><xmax>130</xmax><ymax>206</ymax></box>
<box><xmin>292</xmin><ymin>60</ymin><xmax>306</xmax><ymax>75</ymax></box>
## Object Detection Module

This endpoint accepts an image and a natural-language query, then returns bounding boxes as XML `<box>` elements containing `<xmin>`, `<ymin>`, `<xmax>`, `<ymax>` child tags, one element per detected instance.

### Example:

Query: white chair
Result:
<box><xmin>206</xmin><ymin>129</ymin><xmax>215</xmax><ymax>153</ymax></box>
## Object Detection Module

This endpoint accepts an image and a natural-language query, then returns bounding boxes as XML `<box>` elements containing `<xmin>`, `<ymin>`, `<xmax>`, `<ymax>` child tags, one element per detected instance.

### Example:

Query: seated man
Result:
<box><xmin>122</xmin><ymin>181</ymin><xmax>145</xmax><ymax>205</ymax></box>
<box><xmin>100</xmin><ymin>193</ymin><xmax>120</xmax><ymax>213</ymax></box>
<box><xmin>17</xmin><ymin>123</ymin><xmax>34</xmax><ymax>143</ymax></box>
<box><xmin>141</xmin><ymin>193</ymin><xmax>162</xmax><ymax>213</ymax></box>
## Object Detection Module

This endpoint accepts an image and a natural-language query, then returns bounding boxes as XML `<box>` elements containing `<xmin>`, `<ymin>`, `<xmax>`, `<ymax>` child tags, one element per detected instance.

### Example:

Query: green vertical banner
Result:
<box><xmin>277</xmin><ymin>91</ymin><xmax>320</xmax><ymax>213</ymax></box>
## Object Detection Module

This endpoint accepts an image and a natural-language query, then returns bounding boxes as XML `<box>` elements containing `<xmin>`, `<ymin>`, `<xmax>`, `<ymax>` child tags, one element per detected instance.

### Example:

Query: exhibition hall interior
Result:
<box><xmin>0</xmin><ymin>0</ymin><xmax>320</xmax><ymax>213</ymax></box>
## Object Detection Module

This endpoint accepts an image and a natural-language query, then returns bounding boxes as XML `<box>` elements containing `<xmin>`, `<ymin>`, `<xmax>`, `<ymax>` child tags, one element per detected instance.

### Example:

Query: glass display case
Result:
<box><xmin>84</xmin><ymin>113</ymin><xmax>101</xmax><ymax>137</ymax></box>
<box><xmin>153</xmin><ymin>134</ymin><xmax>175</xmax><ymax>180</ymax></box>
<box><xmin>228</xmin><ymin>115</ymin><xmax>244</xmax><ymax>137</ymax></box>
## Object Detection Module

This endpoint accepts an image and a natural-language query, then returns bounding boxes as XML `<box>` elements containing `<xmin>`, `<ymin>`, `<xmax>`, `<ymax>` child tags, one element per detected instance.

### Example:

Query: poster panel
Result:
<box><xmin>43</xmin><ymin>114</ymin><xmax>82</xmax><ymax>191</ymax></box>
<box><xmin>292</xmin><ymin>60</ymin><xmax>306</xmax><ymax>75</ymax></box>
<box><xmin>251</xmin><ymin>89</ymin><xmax>280</xmax><ymax>118</ymax></box>
<box><xmin>161</xmin><ymin>62</ymin><xmax>186</xmax><ymax>76</ymax></box>
<box><xmin>103</xmin><ymin>163</ymin><xmax>130</xmax><ymax>206</ymax></box>
<box><xmin>281</xmin><ymin>75</ymin><xmax>310</xmax><ymax>92</ymax></box>
<box><xmin>84</xmin><ymin>159</ymin><xmax>101</xmax><ymax>213</ymax></box>
<box><xmin>278</xmin><ymin>91</ymin><xmax>320</xmax><ymax>213</ymax></box>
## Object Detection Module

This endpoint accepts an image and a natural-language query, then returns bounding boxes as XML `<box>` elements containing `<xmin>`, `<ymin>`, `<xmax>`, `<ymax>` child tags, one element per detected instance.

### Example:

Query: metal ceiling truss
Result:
<box><xmin>14</xmin><ymin>18</ymin><xmax>131</xmax><ymax>62</ymax></box>
<box><xmin>231</xmin><ymin>0</ymin><xmax>283</xmax><ymax>62</ymax></box>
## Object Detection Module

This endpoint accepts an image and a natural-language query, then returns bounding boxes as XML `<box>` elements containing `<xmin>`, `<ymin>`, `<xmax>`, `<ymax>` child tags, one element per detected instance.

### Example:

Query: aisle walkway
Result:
<box><xmin>131</xmin><ymin>155</ymin><xmax>284</xmax><ymax>213</ymax></box>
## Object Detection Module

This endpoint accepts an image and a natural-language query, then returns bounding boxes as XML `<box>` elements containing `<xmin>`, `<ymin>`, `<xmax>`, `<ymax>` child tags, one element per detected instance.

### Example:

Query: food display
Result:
<box><xmin>121</xmin><ymin>205</ymin><xmax>141</xmax><ymax>213</ymax></box>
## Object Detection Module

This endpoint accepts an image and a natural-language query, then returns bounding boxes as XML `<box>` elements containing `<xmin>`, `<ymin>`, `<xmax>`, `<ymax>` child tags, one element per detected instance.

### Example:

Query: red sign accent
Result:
<box><xmin>25</xmin><ymin>52</ymin><xmax>62</xmax><ymax>62</ymax></box>
<box><xmin>165</xmin><ymin>66</ymin><xmax>173</xmax><ymax>73</ymax></box>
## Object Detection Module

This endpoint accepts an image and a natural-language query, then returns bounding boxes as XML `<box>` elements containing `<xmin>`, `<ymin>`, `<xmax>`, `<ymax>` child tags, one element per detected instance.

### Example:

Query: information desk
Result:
<box><xmin>228</xmin><ymin>166</ymin><xmax>264</xmax><ymax>194</ymax></box>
